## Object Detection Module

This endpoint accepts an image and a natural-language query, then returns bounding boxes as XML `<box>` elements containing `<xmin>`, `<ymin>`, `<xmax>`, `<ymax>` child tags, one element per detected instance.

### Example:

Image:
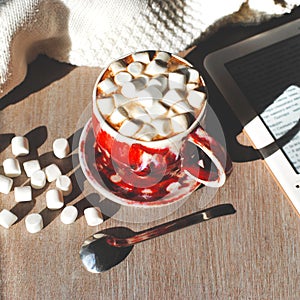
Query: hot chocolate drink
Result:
<box><xmin>96</xmin><ymin>51</ymin><xmax>207</xmax><ymax>141</ymax></box>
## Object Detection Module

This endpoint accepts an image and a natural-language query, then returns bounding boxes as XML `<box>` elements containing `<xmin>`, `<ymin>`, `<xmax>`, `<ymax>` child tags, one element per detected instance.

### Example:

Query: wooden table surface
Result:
<box><xmin>1</xmin><ymin>9</ymin><xmax>300</xmax><ymax>300</ymax></box>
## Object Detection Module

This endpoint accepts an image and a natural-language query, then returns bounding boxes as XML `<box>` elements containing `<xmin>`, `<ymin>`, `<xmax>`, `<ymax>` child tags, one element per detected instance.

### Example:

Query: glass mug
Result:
<box><xmin>85</xmin><ymin>50</ymin><xmax>232</xmax><ymax>206</ymax></box>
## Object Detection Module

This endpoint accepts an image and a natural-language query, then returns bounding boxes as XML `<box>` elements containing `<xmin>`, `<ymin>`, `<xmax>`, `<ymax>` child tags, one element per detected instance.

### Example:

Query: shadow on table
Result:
<box><xmin>0</xmin><ymin>0</ymin><xmax>74</xmax><ymax>111</ymax></box>
<box><xmin>0</xmin><ymin>55</ymin><xmax>75</xmax><ymax>111</ymax></box>
<box><xmin>0</xmin><ymin>133</ymin><xmax>15</xmax><ymax>153</ymax></box>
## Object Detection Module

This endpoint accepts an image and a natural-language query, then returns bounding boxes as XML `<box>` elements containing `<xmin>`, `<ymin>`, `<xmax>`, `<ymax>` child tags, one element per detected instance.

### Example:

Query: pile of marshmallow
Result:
<box><xmin>96</xmin><ymin>51</ymin><xmax>206</xmax><ymax>141</ymax></box>
<box><xmin>0</xmin><ymin>136</ymin><xmax>103</xmax><ymax>232</ymax></box>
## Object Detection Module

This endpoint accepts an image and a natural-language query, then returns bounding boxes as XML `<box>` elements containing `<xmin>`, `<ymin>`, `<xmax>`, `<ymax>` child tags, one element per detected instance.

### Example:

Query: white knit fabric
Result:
<box><xmin>0</xmin><ymin>0</ymin><xmax>299</xmax><ymax>98</ymax></box>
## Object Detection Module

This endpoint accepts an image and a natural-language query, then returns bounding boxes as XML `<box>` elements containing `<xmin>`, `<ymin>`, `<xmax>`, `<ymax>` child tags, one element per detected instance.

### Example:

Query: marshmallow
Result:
<box><xmin>109</xmin><ymin>107</ymin><xmax>129</xmax><ymax>126</ymax></box>
<box><xmin>25</xmin><ymin>213</ymin><xmax>43</xmax><ymax>233</ymax></box>
<box><xmin>168</xmin><ymin>72</ymin><xmax>186</xmax><ymax>91</ymax></box>
<box><xmin>161</xmin><ymin>89</ymin><xmax>184</xmax><ymax>106</ymax></box>
<box><xmin>137</xmin><ymin>86</ymin><xmax>163</xmax><ymax>108</ymax></box>
<box><xmin>53</xmin><ymin>138</ymin><xmax>70</xmax><ymax>159</ymax></box>
<box><xmin>155</xmin><ymin>51</ymin><xmax>171</xmax><ymax>62</ymax></box>
<box><xmin>0</xmin><ymin>209</ymin><xmax>18</xmax><ymax>229</ymax></box>
<box><xmin>121</xmin><ymin>78</ymin><xmax>147</xmax><ymax>98</ymax></box>
<box><xmin>148</xmin><ymin>75</ymin><xmax>168</xmax><ymax>92</ymax></box>
<box><xmin>186</xmin><ymin>83</ymin><xmax>199</xmax><ymax>90</ymax></box>
<box><xmin>60</xmin><ymin>206</ymin><xmax>78</xmax><ymax>224</ymax></box>
<box><xmin>132</xmin><ymin>52</ymin><xmax>150</xmax><ymax>64</ymax></box>
<box><xmin>166</xmin><ymin>108</ymin><xmax>177</xmax><ymax>118</ymax></box>
<box><xmin>113</xmin><ymin>93</ymin><xmax>129</xmax><ymax>107</ymax></box>
<box><xmin>3</xmin><ymin>158</ymin><xmax>21</xmax><ymax>178</ymax></box>
<box><xmin>0</xmin><ymin>175</ymin><xmax>13</xmax><ymax>194</ymax></box>
<box><xmin>171</xmin><ymin>114</ymin><xmax>189</xmax><ymax>134</ymax></box>
<box><xmin>97</xmin><ymin>97</ymin><xmax>115</xmax><ymax>117</ymax></box>
<box><xmin>151</xmin><ymin>118</ymin><xmax>172</xmax><ymax>137</ymax></box>
<box><xmin>11</xmin><ymin>136</ymin><xmax>29</xmax><ymax>157</ymax></box>
<box><xmin>98</xmin><ymin>78</ymin><xmax>118</xmax><ymax>94</ymax></box>
<box><xmin>45</xmin><ymin>164</ymin><xmax>62</xmax><ymax>182</ymax></box>
<box><xmin>109</xmin><ymin>60</ymin><xmax>126</xmax><ymax>75</ymax></box>
<box><xmin>118</xmin><ymin>119</ymin><xmax>142</xmax><ymax>137</ymax></box>
<box><xmin>138</xmin><ymin>75</ymin><xmax>150</xmax><ymax>85</ymax></box>
<box><xmin>134</xmin><ymin>124</ymin><xmax>157</xmax><ymax>141</ymax></box>
<box><xmin>23</xmin><ymin>160</ymin><xmax>41</xmax><ymax>178</ymax></box>
<box><xmin>186</xmin><ymin>68</ymin><xmax>200</xmax><ymax>83</ymax></box>
<box><xmin>46</xmin><ymin>189</ymin><xmax>64</xmax><ymax>210</ymax></box>
<box><xmin>175</xmin><ymin>67</ymin><xmax>199</xmax><ymax>83</ymax></box>
<box><xmin>84</xmin><ymin>207</ymin><xmax>103</xmax><ymax>226</ymax></box>
<box><xmin>55</xmin><ymin>175</ymin><xmax>72</xmax><ymax>196</ymax></box>
<box><xmin>172</xmin><ymin>101</ymin><xmax>195</xmax><ymax>115</ymax></box>
<box><xmin>144</xmin><ymin>60</ymin><xmax>168</xmax><ymax>76</ymax></box>
<box><xmin>31</xmin><ymin>170</ymin><xmax>46</xmax><ymax>189</ymax></box>
<box><xmin>114</xmin><ymin>71</ymin><xmax>132</xmax><ymax>86</ymax></box>
<box><xmin>125</xmin><ymin>103</ymin><xmax>151</xmax><ymax>123</ymax></box>
<box><xmin>14</xmin><ymin>186</ymin><xmax>32</xmax><ymax>202</ymax></box>
<box><xmin>127</xmin><ymin>62</ymin><xmax>144</xmax><ymax>76</ymax></box>
<box><xmin>136</xmin><ymin>98</ymin><xmax>153</xmax><ymax>109</ymax></box>
<box><xmin>145</xmin><ymin>101</ymin><xmax>168</xmax><ymax>118</ymax></box>
<box><xmin>137</xmin><ymin>86</ymin><xmax>162</xmax><ymax>101</ymax></box>
<box><xmin>187</xmin><ymin>90</ymin><xmax>206</xmax><ymax>108</ymax></box>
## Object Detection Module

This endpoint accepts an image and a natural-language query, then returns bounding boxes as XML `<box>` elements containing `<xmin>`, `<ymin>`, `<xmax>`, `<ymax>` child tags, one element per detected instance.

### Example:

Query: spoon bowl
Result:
<box><xmin>80</xmin><ymin>227</ymin><xmax>134</xmax><ymax>273</ymax></box>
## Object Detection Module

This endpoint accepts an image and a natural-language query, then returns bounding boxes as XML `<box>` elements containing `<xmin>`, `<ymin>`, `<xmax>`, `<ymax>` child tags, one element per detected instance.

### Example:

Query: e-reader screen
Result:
<box><xmin>225</xmin><ymin>34</ymin><xmax>300</xmax><ymax>173</ymax></box>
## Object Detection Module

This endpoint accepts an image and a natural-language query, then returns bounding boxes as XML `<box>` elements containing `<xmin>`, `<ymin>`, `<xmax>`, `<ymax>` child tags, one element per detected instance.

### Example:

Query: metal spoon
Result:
<box><xmin>79</xmin><ymin>203</ymin><xmax>236</xmax><ymax>273</ymax></box>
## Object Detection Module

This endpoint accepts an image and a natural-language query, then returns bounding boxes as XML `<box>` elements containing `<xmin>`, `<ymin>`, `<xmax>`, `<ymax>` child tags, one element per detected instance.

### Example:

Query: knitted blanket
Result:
<box><xmin>0</xmin><ymin>0</ymin><xmax>299</xmax><ymax>98</ymax></box>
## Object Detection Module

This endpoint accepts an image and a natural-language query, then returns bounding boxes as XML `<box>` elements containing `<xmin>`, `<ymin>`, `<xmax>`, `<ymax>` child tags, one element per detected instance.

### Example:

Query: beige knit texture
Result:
<box><xmin>0</xmin><ymin>0</ymin><xmax>299</xmax><ymax>98</ymax></box>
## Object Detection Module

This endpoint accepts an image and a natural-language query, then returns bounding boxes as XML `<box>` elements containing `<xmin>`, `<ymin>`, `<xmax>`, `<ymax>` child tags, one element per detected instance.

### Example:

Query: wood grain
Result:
<box><xmin>0</xmin><ymin>53</ymin><xmax>299</xmax><ymax>300</ymax></box>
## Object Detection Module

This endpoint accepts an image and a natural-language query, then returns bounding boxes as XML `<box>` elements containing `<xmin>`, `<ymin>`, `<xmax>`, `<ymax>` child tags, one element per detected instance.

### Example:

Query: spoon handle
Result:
<box><xmin>108</xmin><ymin>203</ymin><xmax>236</xmax><ymax>247</ymax></box>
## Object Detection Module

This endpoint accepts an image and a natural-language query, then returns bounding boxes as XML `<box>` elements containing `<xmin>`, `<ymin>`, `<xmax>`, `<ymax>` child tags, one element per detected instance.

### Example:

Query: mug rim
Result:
<box><xmin>92</xmin><ymin>50</ymin><xmax>208</xmax><ymax>145</ymax></box>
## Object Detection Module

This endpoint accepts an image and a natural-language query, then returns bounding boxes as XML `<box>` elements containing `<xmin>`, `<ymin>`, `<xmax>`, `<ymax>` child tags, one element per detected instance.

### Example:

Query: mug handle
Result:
<box><xmin>181</xmin><ymin>127</ymin><xmax>232</xmax><ymax>188</ymax></box>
